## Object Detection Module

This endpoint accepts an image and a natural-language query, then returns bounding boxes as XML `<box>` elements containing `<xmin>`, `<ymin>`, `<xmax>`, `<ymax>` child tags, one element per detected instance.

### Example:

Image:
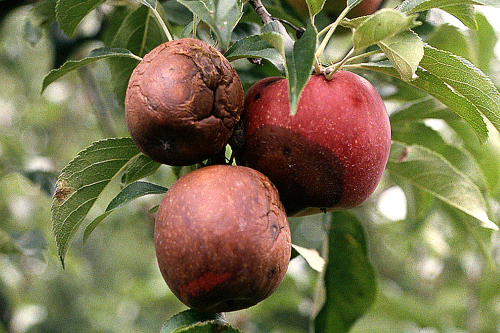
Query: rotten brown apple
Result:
<box><xmin>125</xmin><ymin>38</ymin><xmax>244</xmax><ymax>166</ymax></box>
<box><xmin>154</xmin><ymin>165</ymin><xmax>291</xmax><ymax>312</ymax></box>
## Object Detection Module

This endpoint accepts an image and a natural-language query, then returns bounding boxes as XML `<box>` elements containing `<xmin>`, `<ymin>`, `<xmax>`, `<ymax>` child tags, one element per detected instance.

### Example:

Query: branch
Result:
<box><xmin>249</xmin><ymin>0</ymin><xmax>273</xmax><ymax>24</ymax></box>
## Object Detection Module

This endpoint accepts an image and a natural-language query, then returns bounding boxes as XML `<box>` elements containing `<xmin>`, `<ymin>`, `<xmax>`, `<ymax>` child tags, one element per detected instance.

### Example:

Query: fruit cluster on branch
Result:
<box><xmin>125</xmin><ymin>12</ymin><xmax>390</xmax><ymax>310</ymax></box>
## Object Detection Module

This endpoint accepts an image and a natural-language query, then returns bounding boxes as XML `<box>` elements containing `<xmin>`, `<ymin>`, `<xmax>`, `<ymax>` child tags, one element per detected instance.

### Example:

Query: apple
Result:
<box><xmin>287</xmin><ymin>0</ymin><xmax>385</xmax><ymax>18</ymax></box>
<box><xmin>237</xmin><ymin>72</ymin><xmax>391</xmax><ymax>216</ymax></box>
<box><xmin>154</xmin><ymin>165</ymin><xmax>291</xmax><ymax>312</ymax></box>
<box><xmin>125</xmin><ymin>38</ymin><xmax>244</xmax><ymax>166</ymax></box>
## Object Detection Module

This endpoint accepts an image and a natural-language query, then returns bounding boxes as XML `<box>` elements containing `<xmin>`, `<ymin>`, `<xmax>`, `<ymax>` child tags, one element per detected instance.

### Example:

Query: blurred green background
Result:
<box><xmin>2</xmin><ymin>2</ymin><xmax>500</xmax><ymax>333</ymax></box>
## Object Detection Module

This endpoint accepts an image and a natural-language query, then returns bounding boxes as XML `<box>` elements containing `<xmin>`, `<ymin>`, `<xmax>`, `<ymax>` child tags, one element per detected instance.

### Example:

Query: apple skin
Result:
<box><xmin>125</xmin><ymin>38</ymin><xmax>244</xmax><ymax>166</ymax></box>
<box><xmin>154</xmin><ymin>165</ymin><xmax>291</xmax><ymax>312</ymax></box>
<box><xmin>287</xmin><ymin>0</ymin><xmax>384</xmax><ymax>18</ymax></box>
<box><xmin>237</xmin><ymin>72</ymin><xmax>391</xmax><ymax>216</ymax></box>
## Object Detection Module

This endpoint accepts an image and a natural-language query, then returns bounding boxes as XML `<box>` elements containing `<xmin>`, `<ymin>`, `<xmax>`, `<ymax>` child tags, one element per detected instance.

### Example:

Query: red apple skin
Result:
<box><xmin>237</xmin><ymin>72</ymin><xmax>391</xmax><ymax>216</ymax></box>
<box><xmin>288</xmin><ymin>0</ymin><xmax>384</xmax><ymax>18</ymax></box>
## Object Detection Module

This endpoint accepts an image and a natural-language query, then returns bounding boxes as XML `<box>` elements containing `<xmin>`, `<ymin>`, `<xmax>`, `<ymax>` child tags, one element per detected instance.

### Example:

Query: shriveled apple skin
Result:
<box><xmin>238</xmin><ymin>72</ymin><xmax>391</xmax><ymax>216</ymax></box>
<box><xmin>125</xmin><ymin>38</ymin><xmax>243</xmax><ymax>166</ymax></box>
<box><xmin>154</xmin><ymin>165</ymin><xmax>291</xmax><ymax>312</ymax></box>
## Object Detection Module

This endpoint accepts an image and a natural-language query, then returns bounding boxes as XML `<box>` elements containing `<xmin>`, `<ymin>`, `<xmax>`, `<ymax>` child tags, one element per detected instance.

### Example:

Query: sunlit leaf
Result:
<box><xmin>387</xmin><ymin>141</ymin><xmax>497</xmax><ymax>230</ymax></box>
<box><xmin>352</xmin><ymin>9</ymin><xmax>419</xmax><ymax>51</ymax></box>
<box><xmin>378</xmin><ymin>29</ymin><xmax>423</xmax><ymax>82</ymax></box>
<box><xmin>55</xmin><ymin>0</ymin><xmax>106</xmax><ymax>37</ymax></box>
<box><xmin>314</xmin><ymin>211</ymin><xmax>376</xmax><ymax>333</ymax></box>
<box><xmin>292</xmin><ymin>244</ymin><xmax>325</xmax><ymax>272</ymax></box>
<box><xmin>51</xmin><ymin>138</ymin><xmax>141</xmax><ymax>266</ymax></box>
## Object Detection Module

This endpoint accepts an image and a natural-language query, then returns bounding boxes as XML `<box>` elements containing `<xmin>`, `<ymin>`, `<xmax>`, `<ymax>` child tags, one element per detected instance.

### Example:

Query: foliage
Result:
<box><xmin>1</xmin><ymin>0</ymin><xmax>500</xmax><ymax>332</ymax></box>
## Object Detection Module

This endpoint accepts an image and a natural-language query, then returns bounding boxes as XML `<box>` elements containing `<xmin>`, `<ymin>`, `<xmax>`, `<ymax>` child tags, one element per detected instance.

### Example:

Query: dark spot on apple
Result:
<box><xmin>254</xmin><ymin>92</ymin><xmax>261</xmax><ymax>100</ymax></box>
<box><xmin>268</xmin><ymin>268</ymin><xmax>276</xmax><ymax>279</ymax></box>
<box><xmin>241</xmin><ymin>124</ymin><xmax>345</xmax><ymax>216</ymax></box>
<box><xmin>270</xmin><ymin>223</ymin><xmax>279</xmax><ymax>240</ymax></box>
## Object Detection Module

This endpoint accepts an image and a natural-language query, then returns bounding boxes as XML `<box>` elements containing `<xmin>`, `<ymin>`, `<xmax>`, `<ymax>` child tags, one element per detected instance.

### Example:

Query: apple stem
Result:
<box><xmin>249</xmin><ymin>0</ymin><xmax>273</xmax><ymax>24</ymax></box>
<box><xmin>192</xmin><ymin>14</ymin><xmax>198</xmax><ymax>39</ymax></box>
<box><xmin>324</xmin><ymin>48</ymin><xmax>354</xmax><ymax>80</ymax></box>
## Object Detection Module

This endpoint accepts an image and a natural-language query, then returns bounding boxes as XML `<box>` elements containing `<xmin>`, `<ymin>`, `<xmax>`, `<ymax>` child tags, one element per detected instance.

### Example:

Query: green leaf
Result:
<box><xmin>389</xmin><ymin>95</ymin><xmax>460</xmax><ymax>123</ymax></box>
<box><xmin>121</xmin><ymin>154</ymin><xmax>161</xmax><ymax>185</ymax></box>
<box><xmin>41</xmin><ymin>47</ymin><xmax>141</xmax><ymax>93</ymax></box>
<box><xmin>419</xmin><ymin>45</ymin><xmax>500</xmax><ymax>139</ymax></box>
<box><xmin>106</xmin><ymin>181</ymin><xmax>167</xmax><ymax>212</ymax></box>
<box><xmin>358</xmin><ymin>63</ymin><xmax>489</xmax><ymax>143</ymax></box>
<box><xmin>107</xmin><ymin>5</ymin><xmax>165</xmax><ymax>104</ymax></box>
<box><xmin>426</xmin><ymin>24</ymin><xmax>475</xmax><ymax>63</ymax></box>
<box><xmin>82</xmin><ymin>181</ymin><xmax>167</xmax><ymax>244</ymax></box>
<box><xmin>160</xmin><ymin>310</ymin><xmax>242</xmax><ymax>333</ymax></box>
<box><xmin>176</xmin><ymin>0</ymin><xmax>243</xmax><ymax>50</ymax></box>
<box><xmin>391</xmin><ymin>122</ymin><xmax>487</xmax><ymax>191</ymax></box>
<box><xmin>352</xmin><ymin>9</ymin><xmax>419</xmax><ymax>51</ymax></box>
<box><xmin>110</xmin><ymin>6</ymin><xmax>164</xmax><ymax>56</ymax></box>
<box><xmin>387</xmin><ymin>141</ymin><xmax>497</xmax><ymax>230</ymax></box>
<box><xmin>377</xmin><ymin>29</ymin><xmax>423</xmax><ymax>82</ymax></box>
<box><xmin>398</xmin><ymin>0</ymin><xmax>500</xmax><ymax>14</ymax></box>
<box><xmin>285</xmin><ymin>20</ymin><xmax>317</xmax><ymax>115</ymax></box>
<box><xmin>441</xmin><ymin>4</ymin><xmax>477</xmax><ymax>30</ymax></box>
<box><xmin>51</xmin><ymin>138</ymin><xmax>141</xmax><ymax>266</ymax></box>
<box><xmin>306</xmin><ymin>0</ymin><xmax>327</xmax><ymax>17</ymax></box>
<box><xmin>55</xmin><ymin>0</ymin><xmax>106</xmax><ymax>38</ymax></box>
<box><xmin>224</xmin><ymin>35</ymin><xmax>284</xmax><ymax>72</ymax></box>
<box><xmin>292</xmin><ymin>244</ymin><xmax>325</xmax><ymax>272</ymax></box>
<box><xmin>260</xmin><ymin>20</ymin><xmax>317</xmax><ymax>115</ymax></box>
<box><xmin>314</xmin><ymin>211</ymin><xmax>377</xmax><ymax>333</ymax></box>
<box><xmin>474</xmin><ymin>12</ymin><xmax>498</xmax><ymax>74</ymax></box>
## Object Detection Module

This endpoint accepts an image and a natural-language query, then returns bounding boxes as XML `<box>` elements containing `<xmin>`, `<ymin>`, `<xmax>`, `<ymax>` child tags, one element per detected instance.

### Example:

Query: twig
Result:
<box><xmin>248</xmin><ymin>0</ymin><xmax>273</xmax><ymax>24</ymax></box>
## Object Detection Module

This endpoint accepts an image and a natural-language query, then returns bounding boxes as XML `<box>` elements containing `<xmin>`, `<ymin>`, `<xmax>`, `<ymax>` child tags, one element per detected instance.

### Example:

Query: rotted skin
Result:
<box><xmin>125</xmin><ymin>38</ymin><xmax>244</xmax><ymax>166</ymax></box>
<box><xmin>238</xmin><ymin>72</ymin><xmax>391</xmax><ymax>217</ymax></box>
<box><xmin>154</xmin><ymin>165</ymin><xmax>291</xmax><ymax>312</ymax></box>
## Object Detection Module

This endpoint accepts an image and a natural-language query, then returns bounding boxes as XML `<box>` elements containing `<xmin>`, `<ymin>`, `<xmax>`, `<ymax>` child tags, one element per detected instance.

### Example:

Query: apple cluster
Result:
<box><xmin>124</xmin><ymin>37</ymin><xmax>390</xmax><ymax>312</ymax></box>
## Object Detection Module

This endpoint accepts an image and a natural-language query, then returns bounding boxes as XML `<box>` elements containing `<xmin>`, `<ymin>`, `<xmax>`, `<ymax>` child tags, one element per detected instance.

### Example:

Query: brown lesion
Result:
<box><xmin>240</xmin><ymin>124</ymin><xmax>345</xmax><ymax>216</ymax></box>
<box><xmin>53</xmin><ymin>183</ymin><xmax>73</xmax><ymax>204</ymax></box>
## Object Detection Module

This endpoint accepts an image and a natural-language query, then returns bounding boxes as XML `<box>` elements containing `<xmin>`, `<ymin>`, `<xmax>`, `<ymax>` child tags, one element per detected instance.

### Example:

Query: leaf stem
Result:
<box><xmin>315</xmin><ymin>5</ymin><xmax>351</xmax><ymax>61</ymax></box>
<box><xmin>151</xmin><ymin>7</ymin><xmax>173</xmax><ymax>42</ymax></box>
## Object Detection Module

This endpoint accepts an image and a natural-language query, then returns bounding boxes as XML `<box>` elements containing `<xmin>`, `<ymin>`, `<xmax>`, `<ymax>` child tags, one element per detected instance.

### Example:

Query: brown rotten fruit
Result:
<box><xmin>237</xmin><ymin>72</ymin><xmax>391</xmax><ymax>216</ymax></box>
<box><xmin>154</xmin><ymin>165</ymin><xmax>291</xmax><ymax>312</ymax></box>
<box><xmin>125</xmin><ymin>38</ymin><xmax>244</xmax><ymax>166</ymax></box>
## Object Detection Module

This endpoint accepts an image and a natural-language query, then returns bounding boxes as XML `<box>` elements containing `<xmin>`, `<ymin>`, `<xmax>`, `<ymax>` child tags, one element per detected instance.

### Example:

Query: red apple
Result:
<box><xmin>287</xmin><ymin>0</ymin><xmax>384</xmax><ymax>18</ymax></box>
<box><xmin>237</xmin><ymin>72</ymin><xmax>391</xmax><ymax>216</ymax></box>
